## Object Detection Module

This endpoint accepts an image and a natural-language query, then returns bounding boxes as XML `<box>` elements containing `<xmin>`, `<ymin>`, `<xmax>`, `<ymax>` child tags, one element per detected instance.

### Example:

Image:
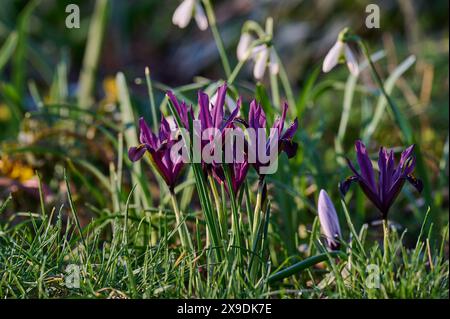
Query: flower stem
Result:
<box><xmin>382</xmin><ymin>218</ymin><xmax>390</xmax><ymax>264</ymax></box>
<box><xmin>251</xmin><ymin>178</ymin><xmax>265</xmax><ymax>246</ymax></box>
<box><xmin>209</xmin><ymin>175</ymin><xmax>225</xmax><ymax>241</ymax></box>
<box><xmin>358</xmin><ymin>40</ymin><xmax>413</xmax><ymax>143</ymax></box>
<box><xmin>228</xmin><ymin>59</ymin><xmax>246</xmax><ymax>85</ymax></box>
<box><xmin>202</xmin><ymin>0</ymin><xmax>231</xmax><ymax>78</ymax></box>
<box><xmin>273</xmin><ymin>50</ymin><xmax>296</xmax><ymax>109</ymax></box>
<box><xmin>270</xmin><ymin>71</ymin><xmax>280</xmax><ymax>109</ymax></box>
<box><xmin>170</xmin><ymin>191</ymin><xmax>193</xmax><ymax>252</ymax></box>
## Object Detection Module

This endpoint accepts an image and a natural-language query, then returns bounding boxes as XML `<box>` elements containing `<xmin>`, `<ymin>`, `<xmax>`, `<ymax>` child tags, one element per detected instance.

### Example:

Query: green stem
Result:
<box><xmin>359</xmin><ymin>40</ymin><xmax>413</xmax><ymax>143</ymax></box>
<box><xmin>223</xmin><ymin>165</ymin><xmax>242</xmax><ymax>260</ymax></box>
<box><xmin>274</xmin><ymin>50</ymin><xmax>296</xmax><ymax>109</ymax></box>
<box><xmin>251</xmin><ymin>179</ymin><xmax>264</xmax><ymax>243</ymax></box>
<box><xmin>209</xmin><ymin>175</ymin><xmax>225</xmax><ymax>241</ymax></box>
<box><xmin>383</xmin><ymin>219</ymin><xmax>390</xmax><ymax>264</ymax></box>
<box><xmin>170</xmin><ymin>191</ymin><xmax>193</xmax><ymax>252</ymax></box>
<box><xmin>270</xmin><ymin>71</ymin><xmax>280</xmax><ymax>109</ymax></box>
<box><xmin>202</xmin><ymin>0</ymin><xmax>231</xmax><ymax>78</ymax></box>
<box><xmin>228</xmin><ymin>59</ymin><xmax>246</xmax><ymax>85</ymax></box>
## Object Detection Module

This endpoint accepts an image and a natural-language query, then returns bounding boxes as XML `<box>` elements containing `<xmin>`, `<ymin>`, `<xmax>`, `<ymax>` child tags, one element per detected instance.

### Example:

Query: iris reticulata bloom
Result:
<box><xmin>340</xmin><ymin>140</ymin><xmax>423</xmax><ymax>219</ymax></box>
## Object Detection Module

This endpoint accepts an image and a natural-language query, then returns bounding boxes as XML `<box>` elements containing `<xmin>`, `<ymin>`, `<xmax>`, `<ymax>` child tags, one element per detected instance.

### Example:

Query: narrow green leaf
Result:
<box><xmin>0</xmin><ymin>31</ymin><xmax>18</xmax><ymax>73</ymax></box>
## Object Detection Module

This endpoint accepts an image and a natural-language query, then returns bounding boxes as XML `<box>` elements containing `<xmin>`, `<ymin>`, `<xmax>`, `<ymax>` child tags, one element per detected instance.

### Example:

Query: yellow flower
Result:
<box><xmin>103</xmin><ymin>76</ymin><xmax>118</xmax><ymax>104</ymax></box>
<box><xmin>0</xmin><ymin>156</ymin><xmax>34</xmax><ymax>182</ymax></box>
<box><xmin>0</xmin><ymin>104</ymin><xmax>11</xmax><ymax>122</ymax></box>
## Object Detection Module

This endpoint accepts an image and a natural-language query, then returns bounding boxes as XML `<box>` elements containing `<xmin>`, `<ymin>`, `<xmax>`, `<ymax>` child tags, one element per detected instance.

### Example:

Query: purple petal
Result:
<box><xmin>128</xmin><ymin>145</ymin><xmax>147</xmax><ymax>162</ymax></box>
<box><xmin>248</xmin><ymin>100</ymin><xmax>258</xmax><ymax>129</ymax></box>
<box><xmin>167</xmin><ymin>91</ymin><xmax>181</xmax><ymax>114</ymax></box>
<box><xmin>378</xmin><ymin>147</ymin><xmax>387</xmax><ymax>202</ymax></box>
<box><xmin>139</xmin><ymin>117</ymin><xmax>157</xmax><ymax>147</ymax></box>
<box><xmin>339</xmin><ymin>175</ymin><xmax>358</xmax><ymax>196</ymax></box>
<box><xmin>402</xmin><ymin>154</ymin><xmax>416</xmax><ymax>176</ymax></box>
<box><xmin>277</xmin><ymin>102</ymin><xmax>288</xmax><ymax>134</ymax></box>
<box><xmin>212</xmin><ymin>83</ymin><xmax>226</xmax><ymax>127</ymax></box>
<box><xmin>382</xmin><ymin>178</ymin><xmax>406</xmax><ymax>217</ymax></box>
<box><xmin>407</xmin><ymin>174</ymin><xmax>423</xmax><ymax>193</ymax></box>
<box><xmin>355</xmin><ymin>140</ymin><xmax>377</xmax><ymax>194</ymax></box>
<box><xmin>149</xmin><ymin>149</ymin><xmax>175</xmax><ymax>188</ymax></box>
<box><xmin>220</xmin><ymin>98</ymin><xmax>241</xmax><ymax>131</ymax></box>
<box><xmin>280</xmin><ymin>139</ymin><xmax>298</xmax><ymax>158</ymax></box>
<box><xmin>167</xmin><ymin>91</ymin><xmax>190</xmax><ymax>128</ymax></box>
<box><xmin>198</xmin><ymin>91</ymin><xmax>212</xmax><ymax>129</ymax></box>
<box><xmin>159</xmin><ymin>115</ymin><xmax>172</xmax><ymax>141</ymax></box>
<box><xmin>399</xmin><ymin>144</ymin><xmax>415</xmax><ymax>168</ymax></box>
<box><xmin>281</xmin><ymin>118</ymin><xmax>298</xmax><ymax>140</ymax></box>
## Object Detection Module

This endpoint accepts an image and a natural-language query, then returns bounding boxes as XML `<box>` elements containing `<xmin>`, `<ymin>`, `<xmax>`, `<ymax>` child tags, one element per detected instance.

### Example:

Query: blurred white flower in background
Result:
<box><xmin>236</xmin><ymin>31</ymin><xmax>279</xmax><ymax>80</ymax></box>
<box><xmin>236</xmin><ymin>32</ymin><xmax>254</xmax><ymax>61</ymax></box>
<box><xmin>172</xmin><ymin>0</ymin><xmax>208</xmax><ymax>31</ymax></box>
<box><xmin>322</xmin><ymin>29</ymin><xmax>359</xmax><ymax>76</ymax></box>
<box><xmin>252</xmin><ymin>45</ymin><xmax>279</xmax><ymax>80</ymax></box>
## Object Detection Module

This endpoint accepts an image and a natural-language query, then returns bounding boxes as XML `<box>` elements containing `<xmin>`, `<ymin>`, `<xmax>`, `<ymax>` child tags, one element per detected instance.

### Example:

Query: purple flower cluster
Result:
<box><xmin>128</xmin><ymin>83</ymin><xmax>299</xmax><ymax>194</ymax></box>
<box><xmin>129</xmin><ymin>85</ymin><xmax>422</xmax><ymax>220</ymax></box>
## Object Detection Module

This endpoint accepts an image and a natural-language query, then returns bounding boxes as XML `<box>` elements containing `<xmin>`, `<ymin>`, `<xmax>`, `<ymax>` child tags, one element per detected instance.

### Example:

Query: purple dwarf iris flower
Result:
<box><xmin>318</xmin><ymin>189</ymin><xmax>341</xmax><ymax>250</ymax></box>
<box><xmin>166</xmin><ymin>91</ymin><xmax>192</xmax><ymax>129</ymax></box>
<box><xmin>247</xmin><ymin>100</ymin><xmax>298</xmax><ymax>175</ymax></box>
<box><xmin>340</xmin><ymin>140</ymin><xmax>423</xmax><ymax>219</ymax></box>
<box><xmin>197</xmin><ymin>83</ymin><xmax>241</xmax><ymax>146</ymax></box>
<box><xmin>196</xmin><ymin>84</ymin><xmax>246</xmax><ymax>193</ymax></box>
<box><xmin>167</xmin><ymin>83</ymin><xmax>240</xmax><ymax>147</ymax></box>
<box><xmin>128</xmin><ymin>117</ymin><xmax>185</xmax><ymax>191</ymax></box>
<box><xmin>167</xmin><ymin>83</ymin><xmax>246</xmax><ymax>194</ymax></box>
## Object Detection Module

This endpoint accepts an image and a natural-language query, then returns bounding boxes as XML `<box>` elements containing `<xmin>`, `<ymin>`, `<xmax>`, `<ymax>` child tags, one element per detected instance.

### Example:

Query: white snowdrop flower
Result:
<box><xmin>172</xmin><ymin>0</ymin><xmax>208</xmax><ymax>31</ymax></box>
<box><xmin>194</xmin><ymin>2</ymin><xmax>208</xmax><ymax>31</ymax></box>
<box><xmin>236</xmin><ymin>33</ymin><xmax>254</xmax><ymax>62</ymax></box>
<box><xmin>250</xmin><ymin>45</ymin><xmax>279</xmax><ymax>80</ymax></box>
<box><xmin>252</xmin><ymin>45</ymin><xmax>270</xmax><ymax>80</ymax></box>
<box><xmin>322</xmin><ymin>39</ymin><xmax>359</xmax><ymax>76</ymax></box>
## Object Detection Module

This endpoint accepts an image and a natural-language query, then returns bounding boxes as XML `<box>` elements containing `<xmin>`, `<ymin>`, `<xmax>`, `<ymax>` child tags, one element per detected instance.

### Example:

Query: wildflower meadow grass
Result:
<box><xmin>0</xmin><ymin>0</ymin><xmax>448</xmax><ymax>301</ymax></box>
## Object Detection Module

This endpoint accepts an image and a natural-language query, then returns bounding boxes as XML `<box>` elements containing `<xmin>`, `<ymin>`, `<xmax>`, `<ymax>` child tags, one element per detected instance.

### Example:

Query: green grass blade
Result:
<box><xmin>0</xmin><ymin>31</ymin><xmax>18</xmax><ymax>73</ymax></box>
<box><xmin>268</xmin><ymin>251</ymin><xmax>344</xmax><ymax>283</ymax></box>
<box><xmin>77</xmin><ymin>0</ymin><xmax>109</xmax><ymax>108</ymax></box>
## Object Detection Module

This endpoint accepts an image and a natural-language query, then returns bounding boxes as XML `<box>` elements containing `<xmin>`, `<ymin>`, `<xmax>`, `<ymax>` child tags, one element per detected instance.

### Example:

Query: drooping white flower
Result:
<box><xmin>237</xmin><ymin>33</ymin><xmax>254</xmax><ymax>62</ymax></box>
<box><xmin>193</xmin><ymin>2</ymin><xmax>208</xmax><ymax>30</ymax></box>
<box><xmin>251</xmin><ymin>45</ymin><xmax>279</xmax><ymax>80</ymax></box>
<box><xmin>318</xmin><ymin>189</ymin><xmax>342</xmax><ymax>250</ymax></box>
<box><xmin>252</xmin><ymin>45</ymin><xmax>269</xmax><ymax>80</ymax></box>
<box><xmin>236</xmin><ymin>18</ymin><xmax>279</xmax><ymax>80</ymax></box>
<box><xmin>172</xmin><ymin>0</ymin><xmax>208</xmax><ymax>31</ymax></box>
<box><xmin>322</xmin><ymin>39</ymin><xmax>359</xmax><ymax>76</ymax></box>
